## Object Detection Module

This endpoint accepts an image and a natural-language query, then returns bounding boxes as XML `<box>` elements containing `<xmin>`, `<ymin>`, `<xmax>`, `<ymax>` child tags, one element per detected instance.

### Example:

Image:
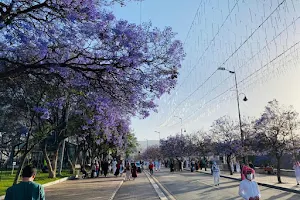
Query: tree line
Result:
<box><xmin>143</xmin><ymin>99</ymin><xmax>300</xmax><ymax>183</ymax></box>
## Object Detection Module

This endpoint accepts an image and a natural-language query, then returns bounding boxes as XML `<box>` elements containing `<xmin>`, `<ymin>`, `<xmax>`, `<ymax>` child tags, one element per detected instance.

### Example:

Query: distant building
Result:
<box><xmin>137</xmin><ymin>140</ymin><xmax>159</xmax><ymax>152</ymax></box>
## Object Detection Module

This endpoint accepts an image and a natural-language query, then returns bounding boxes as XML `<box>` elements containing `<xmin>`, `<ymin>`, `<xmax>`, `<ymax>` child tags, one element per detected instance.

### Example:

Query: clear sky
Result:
<box><xmin>111</xmin><ymin>0</ymin><xmax>300</xmax><ymax>141</ymax></box>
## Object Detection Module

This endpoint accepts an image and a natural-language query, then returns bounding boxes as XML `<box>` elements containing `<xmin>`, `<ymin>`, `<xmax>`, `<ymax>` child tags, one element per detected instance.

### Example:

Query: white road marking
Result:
<box><xmin>110</xmin><ymin>179</ymin><xmax>124</xmax><ymax>200</ymax></box>
<box><xmin>145</xmin><ymin>171</ymin><xmax>176</xmax><ymax>200</ymax></box>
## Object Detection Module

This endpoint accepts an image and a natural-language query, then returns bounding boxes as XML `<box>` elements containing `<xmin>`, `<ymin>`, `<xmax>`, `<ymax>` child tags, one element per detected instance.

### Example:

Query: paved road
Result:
<box><xmin>43</xmin><ymin>170</ymin><xmax>300</xmax><ymax>200</ymax></box>
<box><xmin>153</xmin><ymin>169</ymin><xmax>300</xmax><ymax>200</ymax></box>
<box><xmin>114</xmin><ymin>172</ymin><xmax>159</xmax><ymax>200</ymax></box>
<box><xmin>45</xmin><ymin>176</ymin><xmax>123</xmax><ymax>200</ymax></box>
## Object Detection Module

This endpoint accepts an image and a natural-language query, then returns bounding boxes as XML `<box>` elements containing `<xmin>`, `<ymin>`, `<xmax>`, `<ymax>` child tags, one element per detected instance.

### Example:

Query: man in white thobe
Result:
<box><xmin>293</xmin><ymin>161</ymin><xmax>300</xmax><ymax>185</ymax></box>
<box><xmin>230</xmin><ymin>162</ymin><xmax>234</xmax><ymax>173</ymax></box>
<box><xmin>239</xmin><ymin>169</ymin><xmax>261</xmax><ymax>200</ymax></box>
<box><xmin>157</xmin><ymin>160</ymin><xmax>161</xmax><ymax>171</ymax></box>
<box><xmin>236</xmin><ymin>162</ymin><xmax>241</xmax><ymax>173</ymax></box>
<box><xmin>112</xmin><ymin>158</ymin><xmax>117</xmax><ymax>175</ymax></box>
<box><xmin>212</xmin><ymin>161</ymin><xmax>220</xmax><ymax>186</ymax></box>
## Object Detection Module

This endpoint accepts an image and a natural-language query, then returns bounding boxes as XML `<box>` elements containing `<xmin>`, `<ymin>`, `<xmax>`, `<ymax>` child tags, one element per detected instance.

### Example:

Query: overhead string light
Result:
<box><xmin>162</xmin><ymin>0</ymin><xmax>300</xmax><ymax>130</ymax></box>
<box><xmin>160</xmin><ymin>0</ymin><xmax>240</xmax><ymax>127</ymax></box>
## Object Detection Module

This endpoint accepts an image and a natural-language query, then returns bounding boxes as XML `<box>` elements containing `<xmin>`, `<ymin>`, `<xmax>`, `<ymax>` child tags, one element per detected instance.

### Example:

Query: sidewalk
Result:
<box><xmin>45</xmin><ymin>176</ymin><xmax>124</xmax><ymax>200</ymax></box>
<box><xmin>197</xmin><ymin>169</ymin><xmax>300</xmax><ymax>194</ymax></box>
<box><xmin>113</xmin><ymin>172</ymin><xmax>160</xmax><ymax>200</ymax></box>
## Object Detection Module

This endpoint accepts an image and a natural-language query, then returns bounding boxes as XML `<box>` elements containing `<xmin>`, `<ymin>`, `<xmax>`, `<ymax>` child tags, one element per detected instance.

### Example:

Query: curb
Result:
<box><xmin>144</xmin><ymin>171</ymin><xmax>169</xmax><ymax>200</ymax></box>
<box><xmin>42</xmin><ymin>177</ymin><xmax>69</xmax><ymax>187</ymax></box>
<box><xmin>197</xmin><ymin>170</ymin><xmax>300</xmax><ymax>194</ymax></box>
<box><xmin>109</xmin><ymin>179</ymin><xmax>124</xmax><ymax>200</ymax></box>
<box><xmin>0</xmin><ymin>176</ymin><xmax>70</xmax><ymax>200</ymax></box>
<box><xmin>144</xmin><ymin>170</ymin><xmax>176</xmax><ymax>200</ymax></box>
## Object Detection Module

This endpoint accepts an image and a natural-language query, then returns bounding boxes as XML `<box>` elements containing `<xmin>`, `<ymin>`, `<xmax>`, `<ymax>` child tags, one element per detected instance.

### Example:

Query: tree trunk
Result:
<box><xmin>13</xmin><ymin>150</ymin><xmax>28</xmax><ymax>185</ymax></box>
<box><xmin>13</xmin><ymin>129</ymin><xmax>32</xmax><ymax>185</ymax></box>
<box><xmin>276</xmin><ymin>156</ymin><xmax>282</xmax><ymax>183</ymax></box>
<box><xmin>227</xmin><ymin>155</ymin><xmax>233</xmax><ymax>175</ymax></box>
<box><xmin>43</xmin><ymin>142</ymin><xmax>61</xmax><ymax>178</ymax></box>
<box><xmin>66</xmin><ymin>149</ymin><xmax>75</xmax><ymax>174</ymax></box>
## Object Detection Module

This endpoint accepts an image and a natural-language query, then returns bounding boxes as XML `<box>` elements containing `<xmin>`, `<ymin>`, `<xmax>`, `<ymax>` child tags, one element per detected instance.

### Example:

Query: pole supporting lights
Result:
<box><xmin>173</xmin><ymin>116</ymin><xmax>184</xmax><ymax>135</ymax></box>
<box><xmin>217</xmin><ymin>67</ymin><xmax>248</xmax><ymax>164</ymax></box>
<box><xmin>154</xmin><ymin>131</ymin><xmax>161</xmax><ymax>140</ymax></box>
<box><xmin>145</xmin><ymin>139</ymin><xmax>149</xmax><ymax>150</ymax></box>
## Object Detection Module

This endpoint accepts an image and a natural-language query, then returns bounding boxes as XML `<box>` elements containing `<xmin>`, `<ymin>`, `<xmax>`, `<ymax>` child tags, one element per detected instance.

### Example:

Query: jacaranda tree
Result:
<box><xmin>0</xmin><ymin>0</ymin><xmax>185</xmax><ymax>183</ymax></box>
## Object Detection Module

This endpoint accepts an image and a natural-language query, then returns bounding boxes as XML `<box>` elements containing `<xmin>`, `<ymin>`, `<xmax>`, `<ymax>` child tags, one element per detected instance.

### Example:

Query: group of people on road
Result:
<box><xmin>89</xmin><ymin>159</ymin><xmax>111</xmax><ymax>178</ymax></box>
<box><xmin>82</xmin><ymin>158</ymin><xmax>128</xmax><ymax>179</ymax></box>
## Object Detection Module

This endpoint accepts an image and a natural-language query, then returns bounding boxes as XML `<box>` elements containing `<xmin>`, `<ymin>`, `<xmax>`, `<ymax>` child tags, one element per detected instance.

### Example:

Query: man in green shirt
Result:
<box><xmin>5</xmin><ymin>165</ymin><xmax>45</xmax><ymax>200</ymax></box>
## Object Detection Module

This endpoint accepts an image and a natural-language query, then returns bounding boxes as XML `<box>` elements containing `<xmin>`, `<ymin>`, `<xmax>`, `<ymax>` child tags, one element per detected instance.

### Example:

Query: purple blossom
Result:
<box><xmin>40</xmin><ymin>111</ymin><xmax>50</xmax><ymax>120</ymax></box>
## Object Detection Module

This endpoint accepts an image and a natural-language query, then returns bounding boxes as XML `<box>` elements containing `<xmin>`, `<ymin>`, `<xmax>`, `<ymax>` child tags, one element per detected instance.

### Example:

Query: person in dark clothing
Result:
<box><xmin>5</xmin><ymin>165</ymin><xmax>45</xmax><ymax>200</ymax></box>
<box><xmin>81</xmin><ymin>166</ymin><xmax>88</xmax><ymax>179</ymax></box>
<box><xmin>178</xmin><ymin>160</ymin><xmax>182</xmax><ymax>171</ymax></box>
<box><xmin>97</xmin><ymin>161</ymin><xmax>101</xmax><ymax>177</ymax></box>
<box><xmin>101</xmin><ymin>160</ymin><xmax>104</xmax><ymax>175</ymax></box>
<box><xmin>149</xmin><ymin>162</ymin><xmax>154</xmax><ymax>175</ymax></box>
<box><xmin>131</xmin><ymin>163</ymin><xmax>137</xmax><ymax>180</ymax></box>
<box><xmin>114</xmin><ymin>161</ymin><xmax>120</xmax><ymax>177</ymax></box>
<box><xmin>170</xmin><ymin>161</ymin><xmax>174</xmax><ymax>172</ymax></box>
<box><xmin>103</xmin><ymin>160</ymin><xmax>109</xmax><ymax>177</ymax></box>
<box><xmin>249</xmin><ymin>162</ymin><xmax>255</xmax><ymax>170</ymax></box>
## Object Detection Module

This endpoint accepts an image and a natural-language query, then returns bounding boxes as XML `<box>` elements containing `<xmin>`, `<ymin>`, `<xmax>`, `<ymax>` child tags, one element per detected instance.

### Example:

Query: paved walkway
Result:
<box><xmin>45</xmin><ymin>176</ymin><xmax>124</xmax><ymax>200</ymax></box>
<box><xmin>197</xmin><ymin>169</ymin><xmax>300</xmax><ymax>193</ymax></box>
<box><xmin>113</xmin><ymin>172</ymin><xmax>160</xmax><ymax>200</ymax></box>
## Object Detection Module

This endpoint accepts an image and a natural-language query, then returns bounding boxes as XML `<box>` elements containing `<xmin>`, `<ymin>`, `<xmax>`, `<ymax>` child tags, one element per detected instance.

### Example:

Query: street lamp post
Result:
<box><xmin>174</xmin><ymin>116</ymin><xmax>183</xmax><ymax>135</ymax></box>
<box><xmin>145</xmin><ymin>139</ymin><xmax>148</xmax><ymax>150</ymax></box>
<box><xmin>218</xmin><ymin>67</ymin><xmax>248</xmax><ymax>164</ymax></box>
<box><xmin>155</xmin><ymin>131</ymin><xmax>161</xmax><ymax>140</ymax></box>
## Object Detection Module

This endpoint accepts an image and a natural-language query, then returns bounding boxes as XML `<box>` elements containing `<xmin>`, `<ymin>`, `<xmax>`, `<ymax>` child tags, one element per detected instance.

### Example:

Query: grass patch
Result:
<box><xmin>0</xmin><ymin>170</ymin><xmax>70</xmax><ymax>196</ymax></box>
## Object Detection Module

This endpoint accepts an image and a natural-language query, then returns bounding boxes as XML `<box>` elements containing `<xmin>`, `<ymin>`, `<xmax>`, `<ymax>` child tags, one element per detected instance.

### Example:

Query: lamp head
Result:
<box><xmin>243</xmin><ymin>96</ymin><xmax>248</xmax><ymax>101</ymax></box>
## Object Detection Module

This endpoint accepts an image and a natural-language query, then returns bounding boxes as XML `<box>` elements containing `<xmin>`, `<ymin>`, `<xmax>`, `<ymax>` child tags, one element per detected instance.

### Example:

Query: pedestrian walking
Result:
<box><xmin>236</xmin><ymin>162</ymin><xmax>241</xmax><ymax>173</ymax></box>
<box><xmin>91</xmin><ymin>161</ymin><xmax>97</xmax><ymax>178</ymax></box>
<box><xmin>230</xmin><ymin>162</ymin><xmax>234</xmax><ymax>173</ymax></box>
<box><xmin>125</xmin><ymin>163</ymin><xmax>131</xmax><ymax>181</ymax></box>
<box><xmin>179</xmin><ymin>159</ymin><xmax>183</xmax><ymax>171</ymax></box>
<box><xmin>5</xmin><ymin>165</ymin><xmax>45</xmax><ymax>200</ymax></box>
<box><xmin>293</xmin><ymin>161</ymin><xmax>300</xmax><ymax>185</ymax></box>
<box><xmin>112</xmin><ymin>158</ymin><xmax>117</xmax><ymax>175</ymax></box>
<box><xmin>157</xmin><ymin>160</ymin><xmax>161</xmax><ymax>171</ymax></box>
<box><xmin>191</xmin><ymin>159</ymin><xmax>195</xmax><ymax>172</ymax></box>
<box><xmin>97</xmin><ymin>161</ymin><xmax>101</xmax><ymax>177</ymax></box>
<box><xmin>119</xmin><ymin>161</ymin><xmax>124</xmax><ymax>177</ymax></box>
<box><xmin>242</xmin><ymin>164</ymin><xmax>255</xmax><ymax>180</ymax></box>
<box><xmin>170</xmin><ymin>161</ymin><xmax>174</xmax><ymax>172</ymax></box>
<box><xmin>174</xmin><ymin>159</ymin><xmax>178</xmax><ymax>171</ymax></box>
<box><xmin>114</xmin><ymin>161</ymin><xmax>120</xmax><ymax>177</ymax></box>
<box><xmin>131</xmin><ymin>163</ymin><xmax>137</xmax><ymax>180</ymax></box>
<box><xmin>212</xmin><ymin>161</ymin><xmax>220</xmax><ymax>186</ymax></box>
<box><xmin>81</xmin><ymin>166</ymin><xmax>88</xmax><ymax>179</ymax></box>
<box><xmin>96</xmin><ymin>161</ymin><xmax>100</xmax><ymax>177</ymax></box>
<box><xmin>149</xmin><ymin>161</ymin><xmax>154</xmax><ymax>175</ymax></box>
<box><xmin>101</xmin><ymin>160</ymin><xmax>104</xmax><ymax>175</ymax></box>
<box><xmin>103</xmin><ymin>159</ymin><xmax>109</xmax><ymax>177</ymax></box>
<box><xmin>239</xmin><ymin>169</ymin><xmax>261</xmax><ymax>200</ymax></box>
